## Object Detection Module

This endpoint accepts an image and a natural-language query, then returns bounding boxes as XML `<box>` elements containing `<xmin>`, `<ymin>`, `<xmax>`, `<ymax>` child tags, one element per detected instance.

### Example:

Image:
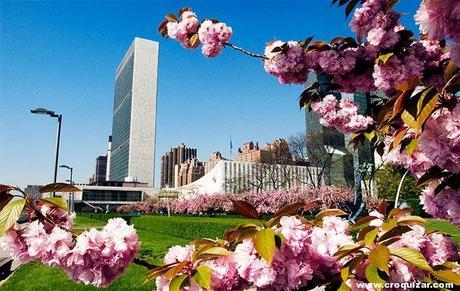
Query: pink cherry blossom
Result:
<box><xmin>264</xmin><ymin>41</ymin><xmax>309</xmax><ymax>84</ymax></box>
<box><xmin>415</xmin><ymin>0</ymin><xmax>460</xmax><ymax>42</ymax></box>
<box><xmin>419</xmin><ymin>106</ymin><xmax>460</xmax><ymax>174</ymax></box>
<box><xmin>198</xmin><ymin>20</ymin><xmax>232</xmax><ymax>57</ymax></box>
<box><xmin>424</xmin><ymin>233</ymin><xmax>459</xmax><ymax>265</ymax></box>
<box><xmin>167</xmin><ymin>11</ymin><xmax>200</xmax><ymax>49</ymax></box>
<box><xmin>420</xmin><ymin>180</ymin><xmax>460</xmax><ymax>227</ymax></box>
<box><xmin>310</xmin><ymin>95</ymin><xmax>373</xmax><ymax>134</ymax></box>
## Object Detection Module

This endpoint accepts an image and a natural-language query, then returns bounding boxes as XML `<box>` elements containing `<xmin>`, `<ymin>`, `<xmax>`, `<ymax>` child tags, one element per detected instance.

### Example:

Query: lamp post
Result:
<box><xmin>60</xmin><ymin>164</ymin><xmax>74</xmax><ymax>213</ymax></box>
<box><xmin>31</xmin><ymin>107</ymin><xmax>62</xmax><ymax>197</ymax></box>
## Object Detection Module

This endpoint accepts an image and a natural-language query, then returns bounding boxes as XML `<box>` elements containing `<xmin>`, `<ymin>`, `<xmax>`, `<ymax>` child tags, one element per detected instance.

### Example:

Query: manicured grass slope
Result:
<box><xmin>2</xmin><ymin>215</ymin><xmax>459</xmax><ymax>290</ymax></box>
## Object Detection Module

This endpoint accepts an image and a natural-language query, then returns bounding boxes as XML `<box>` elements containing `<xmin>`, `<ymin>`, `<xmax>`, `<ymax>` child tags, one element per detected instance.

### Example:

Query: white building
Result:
<box><xmin>110</xmin><ymin>37</ymin><xmax>159</xmax><ymax>187</ymax></box>
<box><xmin>174</xmin><ymin>160</ymin><xmax>321</xmax><ymax>198</ymax></box>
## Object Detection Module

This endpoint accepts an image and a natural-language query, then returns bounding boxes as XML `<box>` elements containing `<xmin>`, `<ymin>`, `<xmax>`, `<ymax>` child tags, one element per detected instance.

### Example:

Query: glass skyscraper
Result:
<box><xmin>109</xmin><ymin>38</ymin><xmax>159</xmax><ymax>187</ymax></box>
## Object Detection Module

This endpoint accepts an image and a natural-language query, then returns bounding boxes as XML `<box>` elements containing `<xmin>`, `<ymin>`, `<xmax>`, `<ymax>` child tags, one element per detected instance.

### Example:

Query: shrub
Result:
<box><xmin>117</xmin><ymin>186</ymin><xmax>377</xmax><ymax>215</ymax></box>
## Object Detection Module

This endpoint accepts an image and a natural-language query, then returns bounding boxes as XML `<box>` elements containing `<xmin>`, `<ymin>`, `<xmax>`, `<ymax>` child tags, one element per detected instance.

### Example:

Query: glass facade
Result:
<box><xmin>82</xmin><ymin>189</ymin><xmax>141</xmax><ymax>202</ymax></box>
<box><xmin>110</xmin><ymin>53</ymin><xmax>134</xmax><ymax>182</ymax></box>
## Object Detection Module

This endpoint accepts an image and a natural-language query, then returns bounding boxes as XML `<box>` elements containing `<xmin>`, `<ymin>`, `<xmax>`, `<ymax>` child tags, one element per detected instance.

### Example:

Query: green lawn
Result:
<box><xmin>1</xmin><ymin>215</ymin><xmax>459</xmax><ymax>290</ymax></box>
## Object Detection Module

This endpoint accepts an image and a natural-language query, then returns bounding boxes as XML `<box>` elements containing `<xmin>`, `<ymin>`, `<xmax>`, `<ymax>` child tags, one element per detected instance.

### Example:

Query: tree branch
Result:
<box><xmin>133</xmin><ymin>258</ymin><xmax>158</xmax><ymax>270</ymax></box>
<box><xmin>224</xmin><ymin>43</ymin><xmax>267</xmax><ymax>59</ymax></box>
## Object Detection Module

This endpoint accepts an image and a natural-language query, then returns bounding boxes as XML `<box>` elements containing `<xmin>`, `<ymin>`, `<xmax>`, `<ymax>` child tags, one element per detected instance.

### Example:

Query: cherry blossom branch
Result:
<box><xmin>133</xmin><ymin>258</ymin><xmax>158</xmax><ymax>270</ymax></box>
<box><xmin>224</xmin><ymin>43</ymin><xmax>267</xmax><ymax>59</ymax></box>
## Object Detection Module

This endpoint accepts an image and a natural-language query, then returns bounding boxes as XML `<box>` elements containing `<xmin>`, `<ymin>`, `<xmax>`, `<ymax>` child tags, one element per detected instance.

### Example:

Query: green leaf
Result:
<box><xmin>378</xmin><ymin>52</ymin><xmax>394</xmax><ymax>64</ymax></box>
<box><xmin>432</xmin><ymin>270</ymin><xmax>460</xmax><ymax>285</ymax></box>
<box><xmin>402</xmin><ymin>87</ymin><xmax>439</xmax><ymax>132</ymax></box>
<box><xmin>365</xmin><ymin>263</ymin><xmax>386</xmax><ymax>286</ymax></box>
<box><xmin>191</xmin><ymin>265</ymin><xmax>212</xmax><ymax>289</ymax></box>
<box><xmin>397</xmin><ymin>216</ymin><xmax>426</xmax><ymax>225</ymax></box>
<box><xmin>0</xmin><ymin>198</ymin><xmax>26</xmax><ymax>236</ymax></box>
<box><xmin>169</xmin><ymin>275</ymin><xmax>188</xmax><ymax>291</ymax></box>
<box><xmin>441</xmin><ymin>261</ymin><xmax>460</xmax><ymax>269</ymax></box>
<box><xmin>364</xmin><ymin>228</ymin><xmax>379</xmax><ymax>246</ymax></box>
<box><xmin>369</xmin><ymin>245</ymin><xmax>390</xmax><ymax>273</ymax></box>
<box><xmin>341</xmin><ymin>266</ymin><xmax>349</xmax><ymax>282</ymax></box>
<box><xmin>390</xmin><ymin>247</ymin><xmax>432</xmax><ymax>271</ymax></box>
<box><xmin>39</xmin><ymin>183</ymin><xmax>80</xmax><ymax>193</ymax></box>
<box><xmin>42</xmin><ymin>197</ymin><xmax>68</xmax><ymax>211</ymax></box>
<box><xmin>338</xmin><ymin>282</ymin><xmax>351</xmax><ymax>291</ymax></box>
<box><xmin>254</xmin><ymin>228</ymin><xmax>276</xmax><ymax>264</ymax></box>
<box><xmin>405</xmin><ymin>139</ymin><xmax>418</xmax><ymax>155</ymax></box>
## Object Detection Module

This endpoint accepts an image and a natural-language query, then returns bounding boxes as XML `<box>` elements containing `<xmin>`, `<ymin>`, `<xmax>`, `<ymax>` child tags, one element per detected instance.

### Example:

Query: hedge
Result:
<box><xmin>77</xmin><ymin>213</ymin><xmax>257</xmax><ymax>241</ymax></box>
<box><xmin>130</xmin><ymin>215</ymin><xmax>256</xmax><ymax>241</ymax></box>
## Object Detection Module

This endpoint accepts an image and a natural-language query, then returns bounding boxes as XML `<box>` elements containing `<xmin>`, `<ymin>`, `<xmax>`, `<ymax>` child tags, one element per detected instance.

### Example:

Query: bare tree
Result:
<box><xmin>288</xmin><ymin>131</ymin><xmax>345</xmax><ymax>187</ymax></box>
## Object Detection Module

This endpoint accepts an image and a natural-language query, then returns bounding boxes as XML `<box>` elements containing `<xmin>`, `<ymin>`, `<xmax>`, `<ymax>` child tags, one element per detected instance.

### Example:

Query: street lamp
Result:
<box><xmin>31</xmin><ymin>107</ymin><xmax>62</xmax><ymax>197</ymax></box>
<box><xmin>60</xmin><ymin>164</ymin><xmax>74</xmax><ymax>213</ymax></box>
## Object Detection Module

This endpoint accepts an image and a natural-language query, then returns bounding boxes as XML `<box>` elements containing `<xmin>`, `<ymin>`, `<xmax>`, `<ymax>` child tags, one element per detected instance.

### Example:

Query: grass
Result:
<box><xmin>1</xmin><ymin>214</ymin><xmax>459</xmax><ymax>290</ymax></box>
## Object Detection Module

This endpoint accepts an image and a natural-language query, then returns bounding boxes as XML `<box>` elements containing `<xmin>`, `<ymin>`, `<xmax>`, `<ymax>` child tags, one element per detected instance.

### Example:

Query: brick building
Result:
<box><xmin>205</xmin><ymin>151</ymin><xmax>227</xmax><ymax>173</ymax></box>
<box><xmin>176</xmin><ymin>158</ymin><xmax>205</xmax><ymax>187</ymax></box>
<box><xmin>160</xmin><ymin>144</ymin><xmax>197</xmax><ymax>188</ymax></box>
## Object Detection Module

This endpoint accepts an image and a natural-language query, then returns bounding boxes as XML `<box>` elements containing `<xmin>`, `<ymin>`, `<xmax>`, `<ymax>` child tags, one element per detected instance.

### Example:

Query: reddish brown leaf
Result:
<box><xmin>230</xmin><ymin>200</ymin><xmax>260</xmax><ymax>219</ymax></box>
<box><xmin>272</xmin><ymin>202</ymin><xmax>305</xmax><ymax>218</ymax></box>
<box><xmin>39</xmin><ymin>183</ymin><xmax>81</xmax><ymax>193</ymax></box>
<box><xmin>352</xmin><ymin>215</ymin><xmax>378</xmax><ymax>228</ymax></box>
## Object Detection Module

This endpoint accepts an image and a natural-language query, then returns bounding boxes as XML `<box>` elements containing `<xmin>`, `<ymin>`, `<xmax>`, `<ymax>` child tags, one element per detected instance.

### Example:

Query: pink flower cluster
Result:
<box><xmin>318</xmin><ymin>49</ymin><xmax>357</xmax><ymax>75</ymax></box>
<box><xmin>117</xmin><ymin>186</ymin><xmax>373</xmax><ymax>215</ymax></box>
<box><xmin>385</xmin><ymin>104</ymin><xmax>460</xmax><ymax>226</ymax></box>
<box><xmin>156</xmin><ymin>245</ymin><xmax>244</xmax><ymax>290</ymax></box>
<box><xmin>264</xmin><ymin>41</ymin><xmax>310</xmax><ymax>84</ymax></box>
<box><xmin>373</xmin><ymin>53</ymin><xmax>424</xmax><ymax>94</ymax></box>
<box><xmin>350</xmin><ymin>0</ymin><xmax>401</xmax><ymax>49</ymax></box>
<box><xmin>158</xmin><ymin>216</ymin><xmax>352</xmax><ymax>290</ymax></box>
<box><xmin>0</xmin><ymin>212</ymin><xmax>140</xmax><ymax>287</ymax></box>
<box><xmin>415</xmin><ymin>0</ymin><xmax>460</xmax><ymax>42</ymax></box>
<box><xmin>345</xmin><ymin>212</ymin><xmax>459</xmax><ymax>288</ymax></box>
<box><xmin>166</xmin><ymin>10</ymin><xmax>232</xmax><ymax>57</ymax></box>
<box><xmin>419</xmin><ymin>106</ymin><xmax>460</xmax><ymax>174</ymax></box>
<box><xmin>420</xmin><ymin>181</ymin><xmax>460</xmax><ymax>227</ymax></box>
<box><xmin>415</xmin><ymin>0</ymin><xmax>460</xmax><ymax>66</ymax></box>
<box><xmin>310</xmin><ymin>95</ymin><xmax>374</xmax><ymax>134</ymax></box>
<box><xmin>166</xmin><ymin>11</ymin><xmax>200</xmax><ymax>49</ymax></box>
<box><xmin>198</xmin><ymin>20</ymin><xmax>232</xmax><ymax>57</ymax></box>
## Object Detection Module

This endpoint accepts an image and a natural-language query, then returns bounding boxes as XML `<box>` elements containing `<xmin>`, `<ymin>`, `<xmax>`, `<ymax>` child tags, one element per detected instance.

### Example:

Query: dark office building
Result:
<box><xmin>95</xmin><ymin>155</ymin><xmax>108</xmax><ymax>183</ymax></box>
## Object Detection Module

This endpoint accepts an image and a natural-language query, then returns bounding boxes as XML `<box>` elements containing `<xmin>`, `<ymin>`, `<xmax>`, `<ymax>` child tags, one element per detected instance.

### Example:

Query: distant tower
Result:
<box><xmin>106</xmin><ymin>135</ymin><xmax>112</xmax><ymax>181</ymax></box>
<box><xmin>109</xmin><ymin>38</ymin><xmax>159</xmax><ymax>187</ymax></box>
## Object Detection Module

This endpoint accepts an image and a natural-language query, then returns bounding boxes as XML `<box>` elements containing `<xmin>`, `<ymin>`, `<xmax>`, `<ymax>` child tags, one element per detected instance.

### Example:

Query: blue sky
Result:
<box><xmin>0</xmin><ymin>0</ymin><xmax>420</xmax><ymax>188</ymax></box>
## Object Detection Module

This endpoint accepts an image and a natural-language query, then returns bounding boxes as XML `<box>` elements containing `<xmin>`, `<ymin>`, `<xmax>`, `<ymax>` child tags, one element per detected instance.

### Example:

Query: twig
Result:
<box><xmin>394</xmin><ymin>170</ymin><xmax>409</xmax><ymax>208</ymax></box>
<box><xmin>133</xmin><ymin>258</ymin><xmax>158</xmax><ymax>270</ymax></box>
<box><xmin>224</xmin><ymin>43</ymin><xmax>267</xmax><ymax>59</ymax></box>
